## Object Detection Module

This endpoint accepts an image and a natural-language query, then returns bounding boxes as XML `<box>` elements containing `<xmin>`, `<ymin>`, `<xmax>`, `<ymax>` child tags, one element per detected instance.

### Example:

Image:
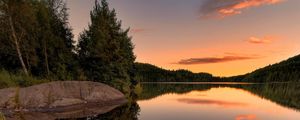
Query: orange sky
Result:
<box><xmin>67</xmin><ymin>0</ymin><xmax>300</xmax><ymax>76</ymax></box>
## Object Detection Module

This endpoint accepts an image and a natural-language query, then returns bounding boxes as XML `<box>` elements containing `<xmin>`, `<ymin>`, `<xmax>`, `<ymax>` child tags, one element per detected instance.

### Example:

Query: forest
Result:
<box><xmin>221</xmin><ymin>54</ymin><xmax>300</xmax><ymax>83</ymax></box>
<box><xmin>134</xmin><ymin>63</ymin><xmax>216</xmax><ymax>82</ymax></box>
<box><xmin>139</xmin><ymin>83</ymin><xmax>300</xmax><ymax>111</ymax></box>
<box><xmin>135</xmin><ymin>54</ymin><xmax>300</xmax><ymax>83</ymax></box>
<box><xmin>0</xmin><ymin>0</ymin><xmax>137</xmax><ymax>94</ymax></box>
<box><xmin>0</xmin><ymin>0</ymin><xmax>299</xmax><ymax>93</ymax></box>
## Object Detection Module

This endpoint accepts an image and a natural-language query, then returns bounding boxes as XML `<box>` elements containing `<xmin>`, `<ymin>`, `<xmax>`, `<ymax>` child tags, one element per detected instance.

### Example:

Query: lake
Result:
<box><xmin>3</xmin><ymin>82</ymin><xmax>299</xmax><ymax>120</ymax></box>
<box><xmin>94</xmin><ymin>82</ymin><xmax>300</xmax><ymax>120</ymax></box>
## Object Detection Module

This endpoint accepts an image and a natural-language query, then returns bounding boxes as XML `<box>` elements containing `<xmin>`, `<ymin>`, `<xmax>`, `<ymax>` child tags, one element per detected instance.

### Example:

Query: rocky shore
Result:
<box><xmin>0</xmin><ymin>81</ymin><xmax>127</xmax><ymax>120</ymax></box>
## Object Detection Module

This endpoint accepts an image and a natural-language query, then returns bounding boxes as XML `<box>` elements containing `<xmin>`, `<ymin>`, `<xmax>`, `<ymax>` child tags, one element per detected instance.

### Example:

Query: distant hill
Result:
<box><xmin>134</xmin><ymin>63</ymin><xmax>215</xmax><ymax>82</ymax></box>
<box><xmin>136</xmin><ymin>54</ymin><xmax>300</xmax><ymax>83</ymax></box>
<box><xmin>239</xmin><ymin>54</ymin><xmax>300</xmax><ymax>82</ymax></box>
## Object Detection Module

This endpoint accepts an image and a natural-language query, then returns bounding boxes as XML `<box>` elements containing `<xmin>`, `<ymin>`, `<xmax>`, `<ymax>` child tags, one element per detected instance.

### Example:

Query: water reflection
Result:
<box><xmin>240</xmin><ymin>83</ymin><xmax>300</xmax><ymax>110</ymax></box>
<box><xmin>235</xmin><ymin>114</ymin><xmax>257</xmax><ymax>120</ymax></box>
<box><xmin>97</xmin><ymin>83</ymin><xmax>300</xmax><ymax>120</ymax></box>
<box><xmin>3</xmin><ymin>83</ymin><xmax>300</xmax><ymax>120</ymax></box>
<box><xmin>72</xmin><ymin>102</ymin><xmax>140</xmax><ymax>120</ymax></box>
<box><xmin>177</xmin><ymin>98</ymin><xmax>248</xmax><ymax>107</ymax></box>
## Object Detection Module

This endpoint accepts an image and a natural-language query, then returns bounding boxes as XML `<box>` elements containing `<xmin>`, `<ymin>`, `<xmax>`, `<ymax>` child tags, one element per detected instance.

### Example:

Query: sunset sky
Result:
<box><xmin>66</xmin><ymin>0</ymin><xmax>300</xmax><ymax>76</ymax></box>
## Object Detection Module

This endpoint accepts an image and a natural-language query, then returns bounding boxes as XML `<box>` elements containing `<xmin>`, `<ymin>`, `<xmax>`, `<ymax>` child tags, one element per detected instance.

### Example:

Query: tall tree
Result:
<box><xmin>0</xmin><ymin>0</ymin><xmax>75</xmax><ymax>80</ymax></box>
<box><xmin>33</xmin><ymin>0</ymin><xmax>75</xmax><ymax>79</ymax></box>
<box><xmin>0</xmin><ymin>0</ymin><xmax>37</xmax><ymax>75</ymax></box>
<box><xmin>78</xmin><ymin>0</ymin><xmax>135</xmax><ymax>91</ymax></box>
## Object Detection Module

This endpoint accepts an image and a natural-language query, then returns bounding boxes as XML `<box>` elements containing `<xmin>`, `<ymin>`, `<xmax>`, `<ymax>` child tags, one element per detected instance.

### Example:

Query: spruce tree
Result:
<box><xmin>78</xmin><ymin>0</ymin><xmax>135</xmax><ymax>92</ymax></box>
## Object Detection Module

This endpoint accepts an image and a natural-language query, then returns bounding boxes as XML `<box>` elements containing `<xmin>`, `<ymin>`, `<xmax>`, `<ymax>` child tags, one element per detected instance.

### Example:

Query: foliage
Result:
<box><xmin>77</xmin><ymin>0</ymin><xmax>136</xmax><ymax>92</ymax></box>
<box><xmin>240</xmin><ymin>83</ymin><xmax>300</xmax><ymax>110</ymax></box>
<box><xmin>84</xmin><ymin>102</ymin><xmax>140</xmax><ymax>120</ymax></box>
<box><xmin>139</xmin><ymin>83</ymin><xmax>232</xmax><ymax>100</ymax></box>
<box><xmin>0</xmin><ymin>70</ymin><xmax>48</xmax><ymax>88</ymax></box>
<box><xmin>0</xmin><ymin>0</ymin><xmax>299</xmax><ymax>100</ymax></box>
<box><xmin>227</xmin><ymin>55</ymin><xmax>300</xmax><ymax>82</ymax></box>
<box><xmin>136</xmin><ymin>54</ymin><xmax>300</xmax><ymax>83</ymax></box>
<box><xmin>135</xmin><ymin>63</ymin><xmax>217</xmax><ymax>82</ymax></box>
<box><xmin>140</xmin><ymin>83</ymin><xmax>300</xmax><ymax>111</ymax></box>
<box><xmin>0</xmin><ymin>0</ymin><xmax>138</xmax><ymax>97</ymax></box>
<box><xmin>0</xmin><ymin>0</ymin><xmax>76</xmax><ymax>80</ymax></box>
<box><xmin>0</xmin><ymin>112</ymin><xmax>5</xmax><ymax>120</ymax></box>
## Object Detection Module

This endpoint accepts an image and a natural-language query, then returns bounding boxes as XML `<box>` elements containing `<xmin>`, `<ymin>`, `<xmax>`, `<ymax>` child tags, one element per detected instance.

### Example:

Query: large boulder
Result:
<box><xmin>0</xmin><ymin>81</ymin><xmax>127</xmax><ymax>119</ymax></box>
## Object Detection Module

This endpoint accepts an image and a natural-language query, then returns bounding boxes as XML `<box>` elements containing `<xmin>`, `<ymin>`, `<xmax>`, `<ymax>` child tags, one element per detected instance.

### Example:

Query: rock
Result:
<box><xmin>0</xmin><ymin>88</ymin><xmax>17</xmax><ymax>109</ymax></box>
<box><xmin>0</xmin><ymin>81</ymin><xmax>127</xmax><ymax>119</ymax></box>
<box><xmin>50</xmin><ymin>98</ymin><xmax>84</xmax><ymax>108</ymax></box>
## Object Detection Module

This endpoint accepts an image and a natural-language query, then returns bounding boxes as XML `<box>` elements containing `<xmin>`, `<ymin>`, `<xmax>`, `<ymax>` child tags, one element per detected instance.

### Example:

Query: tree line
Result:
<box><xmin>0</xmin><ymin>0</ymin><xmax>74</xmax><ymax>79</ymax></box>
<box><xmin>139</xmin><ymin>83</ymin><xmax>300</xmax><ymax>111</ymax></box>
<box><xmin>135</xmin><ymin>53</ymin><xmax>300</xmax><ymax>83</ymax></box>
<box><xmin>236</xmin><ymin>54</ymin><xmax>300</xmax><ymax>82</ymax></box>
<box><xmin>0</xmin><ymin>0</ymin><xmax>137</xmax><ymax>92</ymax></box>
<box><xmin>135</xmin><ymin>63</ymin><xmax>217</xmax><ymax>82</ymax></box>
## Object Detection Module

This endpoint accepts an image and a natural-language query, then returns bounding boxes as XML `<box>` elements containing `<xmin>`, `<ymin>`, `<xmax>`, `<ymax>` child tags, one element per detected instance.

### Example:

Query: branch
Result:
<box><xmin>18</xmin><ymin>29</ymin><xmax>24</xmax><ymax>42</ymax></box>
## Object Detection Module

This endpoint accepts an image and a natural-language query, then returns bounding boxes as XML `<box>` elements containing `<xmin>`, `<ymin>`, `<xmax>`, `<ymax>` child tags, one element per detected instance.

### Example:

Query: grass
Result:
<box><xmin>0</xmin><ymin>70</ymin><xmax>49</xmax><ymax>88</ymax></box>
<box><xmin>0</xmin><ymin>112</ymin><xmax>5</xmax><ymax>120</ymax></box>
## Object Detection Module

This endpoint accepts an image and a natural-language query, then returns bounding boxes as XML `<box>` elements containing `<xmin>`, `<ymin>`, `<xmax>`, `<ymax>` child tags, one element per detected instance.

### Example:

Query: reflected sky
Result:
<box><xmin>137</xmin><ymin>87</ymin><xmax>300</xmax><ymax>120</ymax></box>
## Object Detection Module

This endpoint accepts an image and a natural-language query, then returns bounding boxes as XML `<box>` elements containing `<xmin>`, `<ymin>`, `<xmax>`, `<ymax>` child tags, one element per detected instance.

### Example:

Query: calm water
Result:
<box><xmin>3</xmin><ymin>83</ymin><xmax>300</xmax><ymax>120</ymax></box>
<box><xmin>97</xmin><ymin>83</ymin><xmax>300</xmax><ymax>120</ymax></box>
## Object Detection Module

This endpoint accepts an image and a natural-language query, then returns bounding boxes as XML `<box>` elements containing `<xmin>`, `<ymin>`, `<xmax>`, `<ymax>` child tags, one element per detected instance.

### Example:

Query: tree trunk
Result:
<box><xmin>25</xmin><ymin>50</ymin><xmax>31</xmax><ymax>71</ymax></box>
<box><xmin>8</xmin><ymin>16</ymin><xmax>29</xmax><ymax>75</ymax></box>
<box><xmin>44</xmin><ymin>42</ymin><xmax>50</xmax><ymax>76</ymax></box>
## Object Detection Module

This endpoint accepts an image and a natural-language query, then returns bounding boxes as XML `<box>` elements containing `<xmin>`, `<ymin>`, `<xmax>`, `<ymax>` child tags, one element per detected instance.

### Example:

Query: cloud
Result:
<box><xmin>248</xmin><ymin>36</ymin><xmax>274</xmax><ymax>44</ymax></box>
<box><xmin>235</xmin><ymin>114</ymin><xmax>257</xmax><ymax>120</ymax></box>
<box><xmin>130</xmin><ymin>28</ymin><xmax>146</xmax><ymax>34</ymax></box>
<box><xmin>177</xmin><ymin>98</ymin><xmax>247</xmax><ymax>107</ymax></box>
<box><xmin>177</xmin><ymin>55</ymin><xmax>261</xmax><ymax>65</ymax></box>
<box><xmin>200</xmin><ymin>0</ymin><xmax>284</xmax><ymax>18</ymax></box>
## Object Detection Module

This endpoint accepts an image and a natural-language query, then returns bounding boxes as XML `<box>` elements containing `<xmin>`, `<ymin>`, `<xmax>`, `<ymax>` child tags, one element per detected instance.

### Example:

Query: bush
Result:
<box><xmin>0</xmin><ymin>112</ymin><xmax>5</xmax><ymax>120</ymax></box>
<box><xmin>0</xmin><ymin>70</ymin><xmax>49</xmax><ymax>88</ymax></box>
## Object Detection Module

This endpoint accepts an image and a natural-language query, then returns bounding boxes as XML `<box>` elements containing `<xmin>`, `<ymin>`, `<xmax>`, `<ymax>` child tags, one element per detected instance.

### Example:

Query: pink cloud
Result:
<box><xmin>177</xmin><ymin>54</ymin><xmax>261</xmax><ymax>65</ymax></box>
<box><xmin>235</xmin><ymin>114</ymin><xmax>257</xmax><ymax>120</ymax></box>
<box><xmin>177</xmin><ymin>98</ymin><xmax>247</xmax><ymax>108</ymax></box>
<box><xmin>130</xmin><ymin>28</ymin><xmax>146</xmax><ymax>34</ymax></box>
<box><xmin>248</xmin><ymin>36</ymin><xmax>275</xmax><ymax>44</ymax></box>
<box><xmin>200</xmin><ymin>0</ymin><xmax>285</xmax><ymax>18</ymax></box>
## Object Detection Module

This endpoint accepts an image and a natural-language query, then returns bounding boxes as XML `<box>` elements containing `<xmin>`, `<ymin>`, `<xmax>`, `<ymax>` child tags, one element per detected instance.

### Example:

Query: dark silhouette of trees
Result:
<box><xmin>136</xmin><ymin>53</ymin><xmax>300</xmax><ymax>83</ymax></box>
<box><xmin>227</xmin><ymin>55</ymin><xmax>300</xmax><ymax>82</ymax></box>
<box><xmin>1</xmin><ymin>0</ymin><xmax>299</xmax><ymax>94</ymax></box>
<box><xmin>0</xmin><ymin>0</ymin><xmax>76</xmax><ymax>80</ymax></box>
<box><xmin>1</xmin><ymin>0</ymin><xmax>138</xmax><ymax>94</ymax></box>
<box><xmin>135</xmin><ymin>63</ymin><xmax>215</xmax><ymax>82</ymax></box>
<box><xmin>0</xmin><ymin>0</ymin><xmax>37</xmax><ymax>75</ymax></box>
<box><xmin>77</xmin><ymin>0</ymin><xmax>136</xmax><ymax>92</ymax></box>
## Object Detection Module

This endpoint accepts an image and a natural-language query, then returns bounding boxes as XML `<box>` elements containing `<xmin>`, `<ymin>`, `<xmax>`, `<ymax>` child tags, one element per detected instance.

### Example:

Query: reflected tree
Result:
<box><xmin>139</xmin><ymin>83</ymin><xmax>300</xmax><ymax>111</ymax></box>
<box><xmin>240</xmin><ymin>83</ymin><xmax>300</xmax><ymax>110</ymax></box>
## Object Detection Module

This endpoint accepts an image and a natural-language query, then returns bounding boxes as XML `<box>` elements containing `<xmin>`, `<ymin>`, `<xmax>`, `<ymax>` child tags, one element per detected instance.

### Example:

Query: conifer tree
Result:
<box><xmin>78</xmin><ymin>0</ymin><xmax>135</xmax><ymax>91</ymax></box>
